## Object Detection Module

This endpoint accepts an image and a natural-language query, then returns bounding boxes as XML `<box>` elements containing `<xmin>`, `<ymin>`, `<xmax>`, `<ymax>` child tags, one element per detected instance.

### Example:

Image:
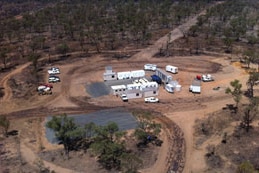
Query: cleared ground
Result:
<box><xmin>0</xmin><ymin>9</ymin><xmax>253</xmax><ymax>173</ymax></box>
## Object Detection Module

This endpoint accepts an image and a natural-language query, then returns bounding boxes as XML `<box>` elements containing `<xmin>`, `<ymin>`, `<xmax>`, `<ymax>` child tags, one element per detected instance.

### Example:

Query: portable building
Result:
<box><xmin>140</xmin><ymin>81</ymin><xmax>159</xmax><ymax>97</ymax></box>
<box><xmin>111</xmin><ymin>85</ymin><xmax>127</xmax><ymax>95</ymax></box>
<box><xmin>155</xmin><ymin>68</ymin><xmax>173</xmax><ymax>84</ymax></box>
<box><xmin>117</xmin><ymin>71</ymin><xmax>131</xmax><ymax>80</ymax></box>
<box><xmin>103</xmin><ymin>66</ymin><xmax>117</xmax><ymax>81</ymax></box>
<box><xmin>166</xmin><ymin>65</ymin><xmax>178</xmax><ymax>74</ymax></box>
<box><xmin>130</xmin><ymin>70</ymin><xmax>145</xmax><ymax>79</ymax></box>
<box><xmin>125</xmin><ymin>83</ymin><xmax>142</xmax><ymax>99</ymax></box>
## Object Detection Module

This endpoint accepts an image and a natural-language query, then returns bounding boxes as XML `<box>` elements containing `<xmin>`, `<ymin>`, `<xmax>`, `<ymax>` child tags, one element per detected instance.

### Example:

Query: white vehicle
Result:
<box><xmin>189</xmin><ymin>79</ymin><xmax>201</xmax><ymax>94</ymax></box>
<box><xmin>166</xmin><ymin>65</ymin><xmax>178</xmax><ymax>74</ymax></box>
<box><xmin>37</xmin><ymin>85</ymin><xmax>47</xmax><ymax>91</ymax></box>
<box><xmin>48</xmin><ymin>68</ymin><xmax>60</xmax><ymax>75</ymax></box>
<box><xmin>120</xmin><ymin>94</ymin><xmax>128</xmax><ymax>102</ymax></box>
<box><xmin>38</xmin><ymin>87</ymin><xmax>52</xmax><ymax>95</ymax></box>
<box><xmin>48</xmin><ymin>76</ymin><xmax>60</xmax><ymax>83</ymax></box>
<box><xmin>144</xmin><ymin>97</ymin><xmax>159</xmax><ymax>103</ymax></box>
<box><xmin>144</xmin><ymin>64</ymin><xmax>157</xmax><ymax>71</ymax></box>
<box><xmin>37</xmin><ymin>83</ymin><xmax>53</xmax><ymax>91</ymax></box>
<box><xmin>165</xmin><ymin>84</ymin><xmax>174</xmax><ymax>93</ymax></box>
<box><xmin>202</xmin><ymin>74</ymin><xmax>214</xmax><ymax>82</ymax></box>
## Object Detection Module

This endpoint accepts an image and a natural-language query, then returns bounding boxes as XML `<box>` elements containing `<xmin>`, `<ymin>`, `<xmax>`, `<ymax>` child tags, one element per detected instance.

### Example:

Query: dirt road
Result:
<box><xmin>0</xmin><ymin>2</ymin><xmax>248</xmax><ymax>173</ymax></box>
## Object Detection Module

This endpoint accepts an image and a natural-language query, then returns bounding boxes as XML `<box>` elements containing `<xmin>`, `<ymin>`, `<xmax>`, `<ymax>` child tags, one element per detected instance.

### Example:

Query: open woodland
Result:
<box><xmin>1</xmin><ymin>0</ymin><xmax>259</xmax><ymax>173</ymax></box>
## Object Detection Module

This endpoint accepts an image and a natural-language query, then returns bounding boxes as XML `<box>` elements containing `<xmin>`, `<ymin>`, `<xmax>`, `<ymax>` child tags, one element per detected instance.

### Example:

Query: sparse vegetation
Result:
<box><xmin>225</xmin><ymin>79</ymin><xmax>242</xmax><ymax>111</ymax></box>
<box><xmin>2</xmin><ymin>0</ymin><xmax>259</xmax><ymax>172</ymax></box>
<box><xmin>0</xmin><ymin>115</ymin><xmax>10</xmax><ymax>137</ymax></box>
<box><xmin>46</xmin><ymin>112</ymin><xmax>162</xmax><ymax>172</ymax></box>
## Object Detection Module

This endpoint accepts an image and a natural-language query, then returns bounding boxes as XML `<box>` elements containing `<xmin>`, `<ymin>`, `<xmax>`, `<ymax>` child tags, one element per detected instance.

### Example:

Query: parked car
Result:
<box><xmin>144</xmin><ymin>97</ymin><xmax>159</xmax><ymax>103</ymax></box>
<box><xmin>48</xmin><ymin>68</ymin><xmax>60</xmax><ymax>75</ymax></box>
<box><xmin>48</xmin><ymin>76</ymin><xmax>60</xmax><ymax>83</ymax></box>
<box><xmin>48</xmin><ymin>67</ymin><xmax>60</xmax><ymax>74</ymax></box>
<box><xmin>144</xmin><ymin>64</ymin><xmax>157</xmax><ymax>71</ymax></box>
<box><xmin>120</xmin><ymin>94</ymin><xmax>128</xmax><ymax>102</ymax></box>
<box><xmin>38</xmin><ymin>87</ymin><xmax>52</xmax><ymax>95</ymax></box>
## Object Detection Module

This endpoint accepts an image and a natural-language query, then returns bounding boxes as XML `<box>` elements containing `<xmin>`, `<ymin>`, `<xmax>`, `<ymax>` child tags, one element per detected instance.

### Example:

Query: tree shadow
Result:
<box><xmin>222</xmin><ymin>104</ymin><xmax>237</xmax><ymax>113</ymax></box>
<box><xmin>7</xmin><ymin>130</ymin><xmax>19</xmax><ymax>136</ymax></box>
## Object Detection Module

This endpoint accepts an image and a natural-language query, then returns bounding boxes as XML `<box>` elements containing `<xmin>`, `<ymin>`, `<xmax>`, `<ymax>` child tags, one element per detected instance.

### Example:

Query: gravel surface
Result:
<box><xmin>86</xmin><ymin>82</ymin><xmax>110</xmax><ymax>98</ymax></box>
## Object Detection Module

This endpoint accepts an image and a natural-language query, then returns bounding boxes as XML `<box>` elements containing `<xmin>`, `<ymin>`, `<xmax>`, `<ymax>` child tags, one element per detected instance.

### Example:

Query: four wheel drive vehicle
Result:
<box><xmin>201</xmin><ymin>74</ymin><xmax>214</xmax><ymax>82</ymax></box>
<box><xmin>120</xmin><ymin>94</ymin><xmax>128</xmax><ymax>102</ymax></box>
<box><xmin>48</xmin><ymin>76</ymin><xmax>60</xmax><ymax>83</ymax></box>
<box><xmin>144</xmin><ymin>97</ymin><xmax>159</xmax><ymax>103</ymax></box>
<box><xmin>48</xmin><ymin>68</ymin><xmax>60</xmax><ymax>75</ymax></box>
<box><xmin>144</xmin><ymin>64</ymin><xmax>157</xmax><ymax>71</ymax></box>
<box><xmin>38</xmin><ymin>87</ymin><xmax>52</xmax><ymax>95</ymax></box>
<box><xmin>37</xmin><ymin>85</ymin><xmax>47</xmax><ymax>91</ymax></box>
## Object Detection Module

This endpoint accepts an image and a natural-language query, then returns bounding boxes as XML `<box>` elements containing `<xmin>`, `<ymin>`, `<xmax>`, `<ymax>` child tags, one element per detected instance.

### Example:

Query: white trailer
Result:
<box><xmin>166</xmin><ymin>65</ymin><xmax>178</xmax><ymax>74</ymax></box>
<box><xmin>189</xmin><ymin>79</ymin><xmax>201</xmax><ymax>94</ymax></box>
<box><xmin>117</xmin><ymin>71</ymin><xmax>131</xmax><ymax>80</ymax></box>
<box><xmin>155</xmin><ymin>68</ymin><xmax>173</xmax><ymax>84</ymax></box>
<box><xmin>130</xmin><ymin>70</ymin><xmax>145</xmax><ymax>79</ymax></box>
<box><xmin>144</xmin><ymin>64</ymin><xmax>157</xmax><ymax>71</ymax></box>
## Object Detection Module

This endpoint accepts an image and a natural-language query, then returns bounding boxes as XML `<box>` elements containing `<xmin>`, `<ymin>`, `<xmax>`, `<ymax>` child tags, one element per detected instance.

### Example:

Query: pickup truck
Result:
<box><xmin>144</xmin><ymin>97</ymin><xmax>159</xmax><ymax>103</ymax></box>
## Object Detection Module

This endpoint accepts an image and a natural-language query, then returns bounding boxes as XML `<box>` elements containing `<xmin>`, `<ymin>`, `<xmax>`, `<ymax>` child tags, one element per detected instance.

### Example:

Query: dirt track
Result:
<box><xmin>0</xmin><ymin>5</ymin><xmax>251</xmax><ymax>173</ymax></box>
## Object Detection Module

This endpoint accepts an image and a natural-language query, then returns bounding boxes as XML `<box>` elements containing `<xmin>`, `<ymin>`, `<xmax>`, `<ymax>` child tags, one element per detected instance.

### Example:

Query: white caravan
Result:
<box><xmin>144</xmin><ymin>64</ymin><xmax>157</xmax><ymax>71</ymax></box>
<box><xmin>166</xmin><ymin>65</ymin><xmax>178</xmax><ymax>74</ymax></box>
<box><xmin>155</xmin><ymin>68</ymin><xmax>173</xmax><ymax>84</ymax></box>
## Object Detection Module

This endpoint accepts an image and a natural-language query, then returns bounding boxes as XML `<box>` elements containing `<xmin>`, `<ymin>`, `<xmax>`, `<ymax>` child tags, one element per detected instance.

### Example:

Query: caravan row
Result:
<box><xmin>117</xmin><ymin>70</ymin><xmax>145</xmax><ymax>80</ymax></box>
<box><xmin>103</xmin><ymin>67</ymin><xmax>145</xmax><ymax>81</ymax></box>
<box><xmin>144</xmin><ymin>64</ymin><xmax>178</xmax><ymax>74</ymax></box>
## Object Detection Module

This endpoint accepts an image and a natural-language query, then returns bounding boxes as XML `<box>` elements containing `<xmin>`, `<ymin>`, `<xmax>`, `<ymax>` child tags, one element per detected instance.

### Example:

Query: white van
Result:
<box><xmin>165</xmin><ymin>84</ymin><xmax>174</xmax><ymax>93</ymax></box>
<box><xmin>166</xmin><ymin>65</ymin><xmax>178</xmax><ymax>74</ymax></box>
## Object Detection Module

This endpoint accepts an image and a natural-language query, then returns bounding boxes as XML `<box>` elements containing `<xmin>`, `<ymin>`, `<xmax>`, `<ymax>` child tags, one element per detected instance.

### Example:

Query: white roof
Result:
<box><xmin>111</xmin><ymin>85</ymin><xmax>126</xmax><ymax>90</ymax></box>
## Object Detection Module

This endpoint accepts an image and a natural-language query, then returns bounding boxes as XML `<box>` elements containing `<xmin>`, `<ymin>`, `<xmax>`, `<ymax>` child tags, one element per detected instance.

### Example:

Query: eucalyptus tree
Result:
<box><xmin>90</xmin><ymin>122</ymin><xmax>127</xmax><ymax>170</ymax></box>
<box><xmin>246</xmin><ymin>70</ymin><xmax>259</xmax><ymax>98</ymax></box>
<box><xmin>241</xmin><ymin>98</ymin><xmax>258</xmax><ymax>133</ymax></box>
<box><xmin>46</xmin><ymin>114</ymin><xmax>84</xmax><ymax>158</ymax></box>
<box><xmin>225</xmin><ymin>79</ymin><xmax>242</xmax><ymax>111</ymax></box>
